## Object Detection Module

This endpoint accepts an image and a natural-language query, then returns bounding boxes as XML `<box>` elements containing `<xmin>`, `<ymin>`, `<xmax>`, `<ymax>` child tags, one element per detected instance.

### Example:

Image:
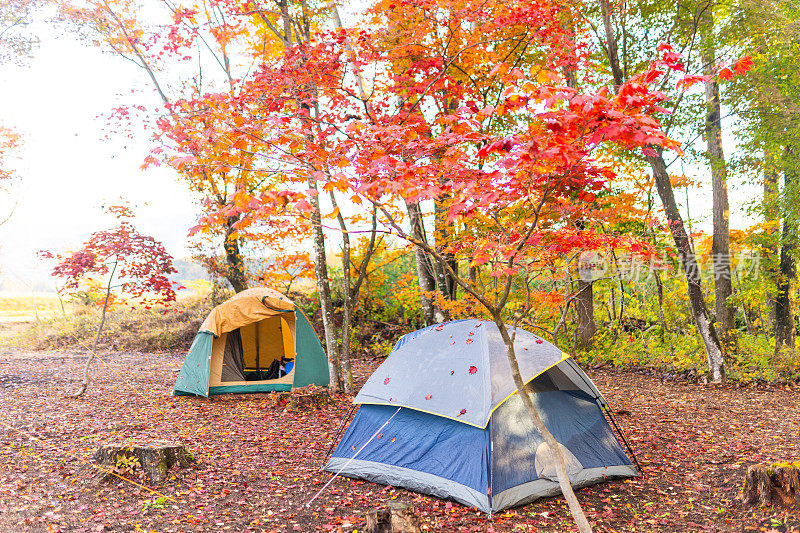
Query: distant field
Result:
<box><xmin>0</xmin><ymin>286</ymin><xmax>210</xmax><ymax>324</ymax></box>
<box><xmin>0</xmin><ymin>292</ymin><xmax>63</xmax><ymax>323</ymax></box>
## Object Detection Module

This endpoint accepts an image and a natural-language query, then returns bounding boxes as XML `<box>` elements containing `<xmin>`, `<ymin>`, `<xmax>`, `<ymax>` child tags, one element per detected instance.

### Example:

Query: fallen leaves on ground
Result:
<box><xmin>0</xmin><ymin>349</ymin><xmax>798</xmax><ymax>532</ymax></box>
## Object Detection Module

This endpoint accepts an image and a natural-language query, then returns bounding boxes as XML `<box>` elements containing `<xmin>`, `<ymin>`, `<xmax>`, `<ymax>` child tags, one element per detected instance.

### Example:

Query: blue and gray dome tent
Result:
<box><xmin>323</xmin><ymin>319</ymin><xmax>638</xmax><ymax>513</ymax></box>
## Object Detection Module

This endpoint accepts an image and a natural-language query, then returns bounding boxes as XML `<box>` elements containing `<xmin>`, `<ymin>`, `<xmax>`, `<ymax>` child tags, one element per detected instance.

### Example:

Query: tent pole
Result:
<box><xmin>564</xmin><ymin>359</ymin><xmax>643</xmax><ymax>475</ymax></box>
<box><xmin>320</xmin><ymin>403</ymin><xmax>356</xmax><ymax>470</ymax></box>
<box><xmin>603</xmin><ymin>406</ymin><xmax>643</xmax><ymax>477</ymax></box>
<box><xmin>488</xmin><ymin>425</ymin><xmax>494</xmax><ymax>519</ymax></box>
<box><xmin>255</xmin><ymin>323</ymin><xmax>260</xmax><ymax>378</ymax></box>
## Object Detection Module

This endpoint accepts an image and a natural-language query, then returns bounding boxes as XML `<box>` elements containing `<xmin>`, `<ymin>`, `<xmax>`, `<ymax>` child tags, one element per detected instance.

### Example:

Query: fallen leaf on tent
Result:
<box><xmin>466</xmin><ymin>339</ymin><xmax>473</xmax><ymax>344</ymax></box>
<box><xmin>450</xmin><ymin>370</ymin><xmax>454</xmax><ymax>375</ymax></box>
<box><xmin>384</xmin><ymin>377</ymin><xmax>390</xmax><ymax>385</ymax></box>
<box><xmin>458</xmin><ymin>409</ymin><xmax>467</xmax><ymax>416</ymax></box>
<box><xmin>391</xmin><ymin>436</ymin><xmax>396</xmax><ymax>442</ymax></box>
<box><xmin>474</xmin><ymin>323</ymin><xmax>481</xmax><ymax>327</ymax></box>
<box><xmin>425</xmin><ymin>394</ymin><xmax>432</xmax><ymax>400</ymax></box>
<box><xmin>468</xmin><ymin>331</ymin><xmax>474</xmax><ymax>336</ymax></box>
<box><xmin>377</xmin><ymin>433</ymin><xmax>383</xmax><ymax>440</ymax></box>
<box><xmin>469</xmin><ymin>366</ymin><xmax>477</xmax><ymax>374</ymax></box>
<box><xmin>435</xmin><ymin>325</ymin><xmax>444</xmax><ymax>331</ymax></box>
<box><xmin>450</xmin><ymin>341</ymin><xmax>455</xmax><ymax>345</ymax></box>
<box><xmin>535</xmin><ymin>339</ymin><xmax>543</xmax><ymax>344</ymax></box>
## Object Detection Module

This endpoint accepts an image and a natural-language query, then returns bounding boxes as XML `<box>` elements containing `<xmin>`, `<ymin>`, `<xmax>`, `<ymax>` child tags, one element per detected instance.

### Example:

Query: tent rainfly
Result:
<box><xmin>324</xmin><ymin>319</ymin><xmax>638</xmax><ymax>513</ymax></box>
<box><xmin>174</xmin><ymin>287</ymin><xmax>329</xmax><ymax>396</ymax></box>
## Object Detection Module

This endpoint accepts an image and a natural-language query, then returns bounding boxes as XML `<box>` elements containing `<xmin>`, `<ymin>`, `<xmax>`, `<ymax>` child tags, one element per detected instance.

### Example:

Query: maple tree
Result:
<box><xmin>63</xmin><ymin>0</ymin><xmax>291</xmax><ymax>293</ymax></box>
<box><xmin>42</xmin><ymin>205</ymin><xmax>179</xmax><ymax>397</ymax></box>
<box><xmin>306</xmin><ymin>0</ymin><xmax>696</xmax><ymax>529</ymax></box>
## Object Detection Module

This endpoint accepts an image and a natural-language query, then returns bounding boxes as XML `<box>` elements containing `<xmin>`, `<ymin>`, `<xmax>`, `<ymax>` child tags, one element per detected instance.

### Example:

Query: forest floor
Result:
<box><xmin>0</xmin><ymin>348</ymin><xmax>798</xmax><ymax>532</ymax></box>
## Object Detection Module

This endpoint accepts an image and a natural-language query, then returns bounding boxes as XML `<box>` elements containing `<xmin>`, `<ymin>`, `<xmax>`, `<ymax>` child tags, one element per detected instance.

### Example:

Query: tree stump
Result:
<box><xmin>94</xmin><ymin>442</ymin><xmax>193</xmax><ymax>484</ymax></box>
<box><xmin>275</xmin><ymin>385</ymin><xmax>331</xmax><ymax>411</ymax></box>
<box><xmin>743</xmin><ymin>462</ymin><xmax>800</xmax><ymax>508</ymax></box>
<box><xmin>364</xmin><ymin>502</ymin><xmax>422</xmax><ymax>533</ymax></box>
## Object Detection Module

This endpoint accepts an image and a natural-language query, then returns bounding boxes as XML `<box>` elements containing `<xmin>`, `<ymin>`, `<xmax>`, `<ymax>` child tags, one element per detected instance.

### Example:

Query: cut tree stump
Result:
<box><xmin>274</xmin><ymin>385</ymin><xmax>331</xmax><ymax>411</ymax></box>
<box><xmin>743</xmin><ymin>462</ymin><xmax>800</xmax><ymax>508</ymax></box>
<box><xmin>364</xmin><ymin>502</ymin><xmax>422</xmax><ymax>533</ymax></box>
<box><xmin>94</xmin><ymin>442</ymin><xmax>193</xmax><ymax>484</ymax></box>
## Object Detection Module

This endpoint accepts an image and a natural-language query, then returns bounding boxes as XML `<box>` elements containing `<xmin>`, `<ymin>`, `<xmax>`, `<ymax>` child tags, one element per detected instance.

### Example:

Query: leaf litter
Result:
<box><xmin>0</xmin><ymin>349</ymin><xmax>798</xmax><ymax>532</ymax></box>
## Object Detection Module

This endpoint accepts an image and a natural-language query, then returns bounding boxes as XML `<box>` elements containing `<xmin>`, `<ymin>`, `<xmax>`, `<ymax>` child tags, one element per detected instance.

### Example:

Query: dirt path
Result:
<box><xmin>0</xmin><ymin>348</ymin><xmax>798</xmax><ymax>532</ymax></box>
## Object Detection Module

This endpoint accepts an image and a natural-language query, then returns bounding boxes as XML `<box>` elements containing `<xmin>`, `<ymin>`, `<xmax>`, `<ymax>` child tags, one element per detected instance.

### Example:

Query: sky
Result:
<box><xmin>0</xmin><ymin>24</ymin><xmax>198</xmax><ymax>292</ymax></box>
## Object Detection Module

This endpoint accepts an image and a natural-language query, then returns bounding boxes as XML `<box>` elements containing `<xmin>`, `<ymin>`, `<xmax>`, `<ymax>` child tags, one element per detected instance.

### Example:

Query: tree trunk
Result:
<box><xmin>72</xmin><ymin>257</ymin><xmax>118</xmax><ymax>398</ymax></box>
<box><xmin>493</xmin><ymin>318</ymin><xmax>593</xmax><ymax>533</ymax></box>
<box><xmin>405</xmin><ymin>200</ymin><xmax>444</xmax><ymax>325</ymax></box>
<box><xmin>647</xmin><ymin>153</ymin><xmax>727</xmax><ymax>381</ymax></box>
<box><xmin>702</xmin><ymin>8</ymin><xmax>735</xmax><ymax>351</ymax></box>
<box><xmin>223</xmin><ymin>216</ymin><xmax>248</xmax><ymax>293</ymax></box>
<box><xmin>94</xmin><ymin>443</ymin><xmax>192</xmax><ymax>484</ymax></box>
<box><xmin>764</xmin><ymin>147</ymin><xmax>780</xmax><ymax>333</ymax></box>
<box><xmin>308</xmin><ymin>177</ymin><xmax>343</xmax><ymax>391</ymax></box>
<box><xmin>597</xmin><ymin>0</ymin><xmax>725</xmax><ymax>381</ymax></box>
<box><xmin>330</xmin><ymin>191</ymin><xmax>355</xmax><ymax>393</ymax></box>
<box><xmin>575</xmin><ymin>280</ymin><xmax>595</xmax><ymax>350</ymax></box>
<box><xmin>433</xmin><ymin>192</ymin><xmax>457</xmax><ymax>307</ymax></box>
<box><xmin>364</xmin><ymin>502</ymin><xmax>422</xmax><ymax>533</ymax></box>
<box><xmin>775</xmin><ymin>153</ymin><xmax>795</xmax><ymax>352</ymax></box>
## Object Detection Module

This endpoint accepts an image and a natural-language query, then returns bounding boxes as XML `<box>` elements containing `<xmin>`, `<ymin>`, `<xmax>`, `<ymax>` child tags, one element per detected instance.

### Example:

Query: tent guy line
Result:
<box><xmin>305</xmin><ymin>406</ymin><xmax>402</xmax><ymax>508</ymax></box>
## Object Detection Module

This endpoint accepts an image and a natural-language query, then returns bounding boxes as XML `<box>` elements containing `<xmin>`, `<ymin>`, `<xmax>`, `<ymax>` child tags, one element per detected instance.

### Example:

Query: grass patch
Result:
<box><xmin>5</xmin><ymin>296</ymin><xmax>214</xmax><ymax>352</ymax></box>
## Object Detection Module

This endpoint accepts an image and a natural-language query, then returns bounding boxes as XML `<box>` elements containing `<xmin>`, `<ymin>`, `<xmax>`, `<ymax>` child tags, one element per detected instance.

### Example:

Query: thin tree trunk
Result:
<box><xmin>647</xmin><ymin>153</ymin><xmax>726</xmax><ymax>381</ymax></box>
<box><xmin>574</xmin><ymin>222</ymin><xmax>595</xmax><ymax>349</ymax></box>
<box><xmin>493</xmin><ymin>317</ymin><xmax>593</xmax><ymax>533</ymax></box>
<box><xmin>654</xmin><ymin>270</ymin><xmax>667</xmax><ymax>337</ymax></box>
<box><xmin>223</xmin><ymin>216</ymin><xmax>248</xmax><ymax>292</ymax></box>
<box><xmin>575</xmin><ymin>280</ymin><xmax>595</xmax><ymax>349</ymax></box>
<box><xmin>702</xmin><ymin>8</ymin><xmax>735</xmax><ymax>351</ymax></box>
<box><xmin>775</xmin><ymin>149</ymin><xmax>795</xmax><ymax>352</ymax></box>
<box><xmin>433</xmin><ymin>192</ymin><xmax>457</xmax><ymax>303</ymax></box>
<box><xmin>596</xmin><ymin>3</ymin><xmax>725</xmax><ymax>381</ymax></box>
<box><xmin>308</xmin><ymin>178</ymin><xmax>342</xmax><ymax>391</ymax></box>
<box><xmin>72</xmin><ymin>257</ymin><xmax>118</xmax><ymax>398</ymax></box>
<box><xmin>763</xmin><ymin>147</ymin><xmax>780</xmax><ymax>333</ymax></box>
<box><xmin>405</xmin><ymin>200</ymin><xmax>444</xmax><ymax>325</ymax></box>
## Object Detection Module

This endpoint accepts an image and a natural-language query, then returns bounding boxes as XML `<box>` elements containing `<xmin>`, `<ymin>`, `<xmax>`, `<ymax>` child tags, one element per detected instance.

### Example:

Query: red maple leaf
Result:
<box><xmin>458</xmin><ymin>409</ymin><xmax>467</xmax><ymax>416</ymax></box>
<box><xmin>535</xmin><ymin>339</ymin><xmax>544</xmax><ymax>344</ymax></box>
<box><xmin>425</xmin><ymin>394</ymin><xmax>432</xmax><ymax>400</ymax></box>
<box><xmin>466</xmin><ymin>339</ymin><xmax>474</xmax><ymax>344</ymax></box>
<box><xmin>434</xmin><ymin>324</ymin><xmax>444</xmax><ymax>331</ymax></box>
<box><xmin>383</xmin><ymin>377</ymin><xmax>390</xmax><ymax>385</ymax></box>
<box><xmin>469</xmin><ymin>366</ymin><xmax>477</xmax><ymax>374</ymax></box>
<box><xmin>718</xmin><ymin>67</ymin><xmax>734</xmax><ymax>80</ymax></box>
<box><xmin>733</xmin><ymin>56</ymin><xmax>754</xmax><ymax>75</ymax></box>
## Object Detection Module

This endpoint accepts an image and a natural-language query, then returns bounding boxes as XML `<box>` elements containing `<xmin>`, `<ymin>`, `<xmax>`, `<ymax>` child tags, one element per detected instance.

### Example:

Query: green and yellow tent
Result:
<box><xmin>173</xmin><ymin>287</ymin><xmax>329</xmax><ymax>396</ymax></box>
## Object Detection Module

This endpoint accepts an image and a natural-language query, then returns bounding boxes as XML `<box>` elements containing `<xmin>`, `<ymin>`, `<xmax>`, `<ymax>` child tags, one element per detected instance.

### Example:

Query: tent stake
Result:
<box><xmin>320</xmin><ymin>403</ymin><xmax>357</xmax><ymax>470</ymax></box>
<box><xmin>306</xmin><ymin>407</ymin><xmax>401</xmax><ymax>508</ymax></box>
